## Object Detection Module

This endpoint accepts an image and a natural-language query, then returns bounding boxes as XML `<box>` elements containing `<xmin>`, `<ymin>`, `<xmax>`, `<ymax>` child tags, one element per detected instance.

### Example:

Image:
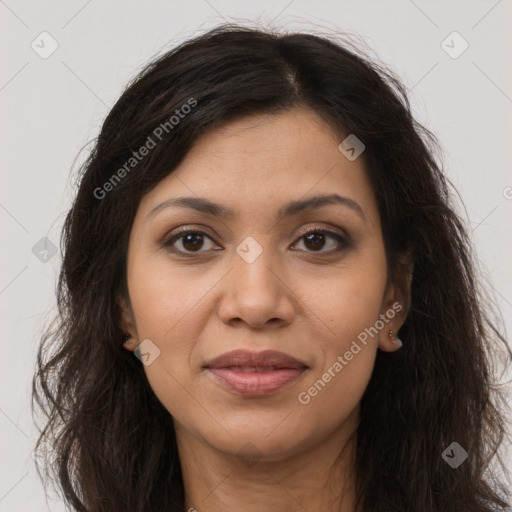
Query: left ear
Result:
<box><xmin>378</xmin><ymin>252</ymin><xmax>413</xmax><ymax>352</ymax></box>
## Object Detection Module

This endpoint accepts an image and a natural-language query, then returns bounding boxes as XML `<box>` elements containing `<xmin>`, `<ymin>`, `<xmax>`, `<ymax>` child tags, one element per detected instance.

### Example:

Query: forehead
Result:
<box><xmin>136</xmin><ymin>107</ymin><xmax>380</xmax><ymax>230</ymax></box>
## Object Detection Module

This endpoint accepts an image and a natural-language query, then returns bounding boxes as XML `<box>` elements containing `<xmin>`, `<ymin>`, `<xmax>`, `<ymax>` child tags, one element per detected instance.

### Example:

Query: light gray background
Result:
<box><xmin>1</xmin><ymin>1</ymin><xmax>511</xmax><ymax>510</ymax></box>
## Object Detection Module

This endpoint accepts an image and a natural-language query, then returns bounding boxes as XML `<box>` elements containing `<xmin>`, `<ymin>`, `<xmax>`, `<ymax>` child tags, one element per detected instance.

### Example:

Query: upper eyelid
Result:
<box><xmin>294</xmin><ymin>224</ymin><xmax>347</xmax><ymax>239</ymax></box>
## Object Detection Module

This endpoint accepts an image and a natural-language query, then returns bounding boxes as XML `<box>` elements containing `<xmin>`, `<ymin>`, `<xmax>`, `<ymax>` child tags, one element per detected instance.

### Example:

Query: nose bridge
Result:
<box><xmin>233</xmin><ymin>234</ymin><xmax>280</xmax><ymax>298</ymax></box>
<box><xmin>218</xmin><ymin>234</ymin><xmax>295</xmax><ymax>327</ymax></box>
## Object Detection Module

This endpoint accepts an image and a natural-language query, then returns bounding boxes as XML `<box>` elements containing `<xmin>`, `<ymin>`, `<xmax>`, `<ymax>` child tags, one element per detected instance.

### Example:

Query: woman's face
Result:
<box><xmin>121</xmin><ymin>106</ymin><xmax>406</xmax><ymax>462</ymax></box>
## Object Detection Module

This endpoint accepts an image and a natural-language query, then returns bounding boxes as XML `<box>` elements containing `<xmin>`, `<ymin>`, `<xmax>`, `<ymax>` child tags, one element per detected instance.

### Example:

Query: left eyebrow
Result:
<box><xmin>277</xmin><ymin>193</ymin><xmax>365</xmax><ymax>221</ymax></box>
<box><xmin>146</xmin><ymin>193</ymin><xmax>366</xmax><ymax>222</ymax></box>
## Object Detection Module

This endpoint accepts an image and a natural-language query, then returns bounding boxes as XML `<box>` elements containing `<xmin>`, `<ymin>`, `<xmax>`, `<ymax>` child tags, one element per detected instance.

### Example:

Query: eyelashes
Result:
<box><xmin>161</xmin><ymin>226</ymin><xmax>351</xmax><ymax>256</ymax></box>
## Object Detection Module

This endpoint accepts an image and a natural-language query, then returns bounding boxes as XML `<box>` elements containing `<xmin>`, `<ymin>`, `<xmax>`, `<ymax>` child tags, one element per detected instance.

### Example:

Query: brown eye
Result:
<box><xmin>292</xmin><ymin>229</ymin><xmax>349</xmax><ymax>253</ymax></box>
<box><xmin>303</xmin><ymin>232</ymin><xmax>327</xmax><ymax>251</ymax></box>
<box><xmin>163</xmin><ymin>230</ymin><xmax>218</xmax><ymax>254</ymax></box>
<box><xmin>180</xmin><ymin>232</ymin><xmax>206</xmax><ymax>252</ymax></box>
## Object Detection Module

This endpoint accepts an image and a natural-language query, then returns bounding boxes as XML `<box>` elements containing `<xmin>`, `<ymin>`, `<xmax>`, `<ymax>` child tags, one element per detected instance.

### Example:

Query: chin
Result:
<box><xmin>201</xmin><ymin>426</ymin><xmax>309</xmax><ymax>463</ymax></box>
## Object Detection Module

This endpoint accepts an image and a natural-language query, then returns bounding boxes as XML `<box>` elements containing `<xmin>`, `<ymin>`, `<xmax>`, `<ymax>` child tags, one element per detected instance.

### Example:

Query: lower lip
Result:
<box><xmin>207</xmin><ymin>368</ymin><xmax>306</xmax><ymax>397</ymax></box>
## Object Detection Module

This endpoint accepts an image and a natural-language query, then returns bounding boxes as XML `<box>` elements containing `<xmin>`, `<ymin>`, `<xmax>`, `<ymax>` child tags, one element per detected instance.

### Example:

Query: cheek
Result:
<box><xmin>127</xmin><ymin>251</ymin><xmax>216</xmax><ymax>340</ymax></box>
<box><xmin>296</xmin><ymin>248</ymin><xmax>388</xmax><ymax>349</ymax></box>
<box><xmin>292</xmin><ymin>298</ymin><xmax>380</xmax><ymax>443</ymax></box>
<box><xmin>127</xmin><ymin>261</ymin><xmax>206</xmax><ymax>427</ymax></box>
<box><xmin>126</xmin><ymin>255</ymin><xmax>210</xmax><ymax>397</ymax></box>
<box><xmin>291</xmin><ymin>249</ymin><xmax>386</xmax><ymax>416</ymax></box>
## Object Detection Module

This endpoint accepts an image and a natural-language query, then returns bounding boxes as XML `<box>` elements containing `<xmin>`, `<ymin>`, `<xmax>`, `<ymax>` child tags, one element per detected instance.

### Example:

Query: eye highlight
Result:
<box><xmin>161</xmin><ymin>225</ymin><xmax>351</xmax><ymax>256</ymax></box>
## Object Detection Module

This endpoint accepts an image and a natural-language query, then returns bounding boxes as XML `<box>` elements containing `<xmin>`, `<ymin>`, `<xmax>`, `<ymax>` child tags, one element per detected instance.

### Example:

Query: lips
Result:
<box><xmin>204</xmin><ymin>349</ymin><xmax>308</xmax><ymax>397</ymax></box>
<box><xmin>205</xmin><ymin>349</ymin><xmax>307</xmax><ymax>370</ymax></box>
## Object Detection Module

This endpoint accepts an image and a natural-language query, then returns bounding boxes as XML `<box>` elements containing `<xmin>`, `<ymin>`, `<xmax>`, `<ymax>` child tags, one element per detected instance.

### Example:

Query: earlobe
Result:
<box><xmin>122</xmin><ymin>334</ymin><xmax>139</xmax><ymax>352</ymax></box>
<box><xmin>378</xmin><ymin>328</ymin><xmax>404</xmax><ymax>352</ymax></box>
<box><xmin>378</xmin><ymin>290</ymin><xmax>408</xmax><ymax>352</ymax></box>
<box><xmin>389</xmin><ymin>329</ymin><xmax>403</xmax><ymax>349</ymax></box>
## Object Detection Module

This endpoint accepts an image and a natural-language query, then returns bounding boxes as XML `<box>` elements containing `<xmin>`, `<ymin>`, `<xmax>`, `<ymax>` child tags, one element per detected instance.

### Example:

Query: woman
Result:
<box><xmin>32</xmin><ymin>23</ymin><xmax>512</xmax><ymax>512</ymax></box>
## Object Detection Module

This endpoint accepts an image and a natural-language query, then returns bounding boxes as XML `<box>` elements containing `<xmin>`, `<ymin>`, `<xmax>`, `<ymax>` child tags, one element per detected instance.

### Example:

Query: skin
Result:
<box><xmin>120</xmin><ymin>106</ymin><xmax>411</xmax><ymax>512</ymax></box>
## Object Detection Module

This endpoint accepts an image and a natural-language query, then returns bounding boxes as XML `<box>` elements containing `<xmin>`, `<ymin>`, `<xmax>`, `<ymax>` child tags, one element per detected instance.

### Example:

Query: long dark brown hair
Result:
<box><xmin>32</xmin><ymin>23</ymin><xmax>512</xmax><ymax>511</ymax></box>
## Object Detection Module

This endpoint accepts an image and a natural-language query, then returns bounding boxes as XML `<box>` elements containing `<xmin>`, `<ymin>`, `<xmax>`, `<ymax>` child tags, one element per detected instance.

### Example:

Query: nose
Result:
<box><xmin>217</xmin><ymin>245</ymin><xmax>296</xmax><ymax>329</ymax></box>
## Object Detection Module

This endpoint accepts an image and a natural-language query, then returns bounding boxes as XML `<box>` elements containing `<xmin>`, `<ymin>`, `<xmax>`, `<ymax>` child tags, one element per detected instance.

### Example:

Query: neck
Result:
<box><xmin>175</xmin><ymin>411</ymin><xmax>359</xmax><ymax>512</ymax></box>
